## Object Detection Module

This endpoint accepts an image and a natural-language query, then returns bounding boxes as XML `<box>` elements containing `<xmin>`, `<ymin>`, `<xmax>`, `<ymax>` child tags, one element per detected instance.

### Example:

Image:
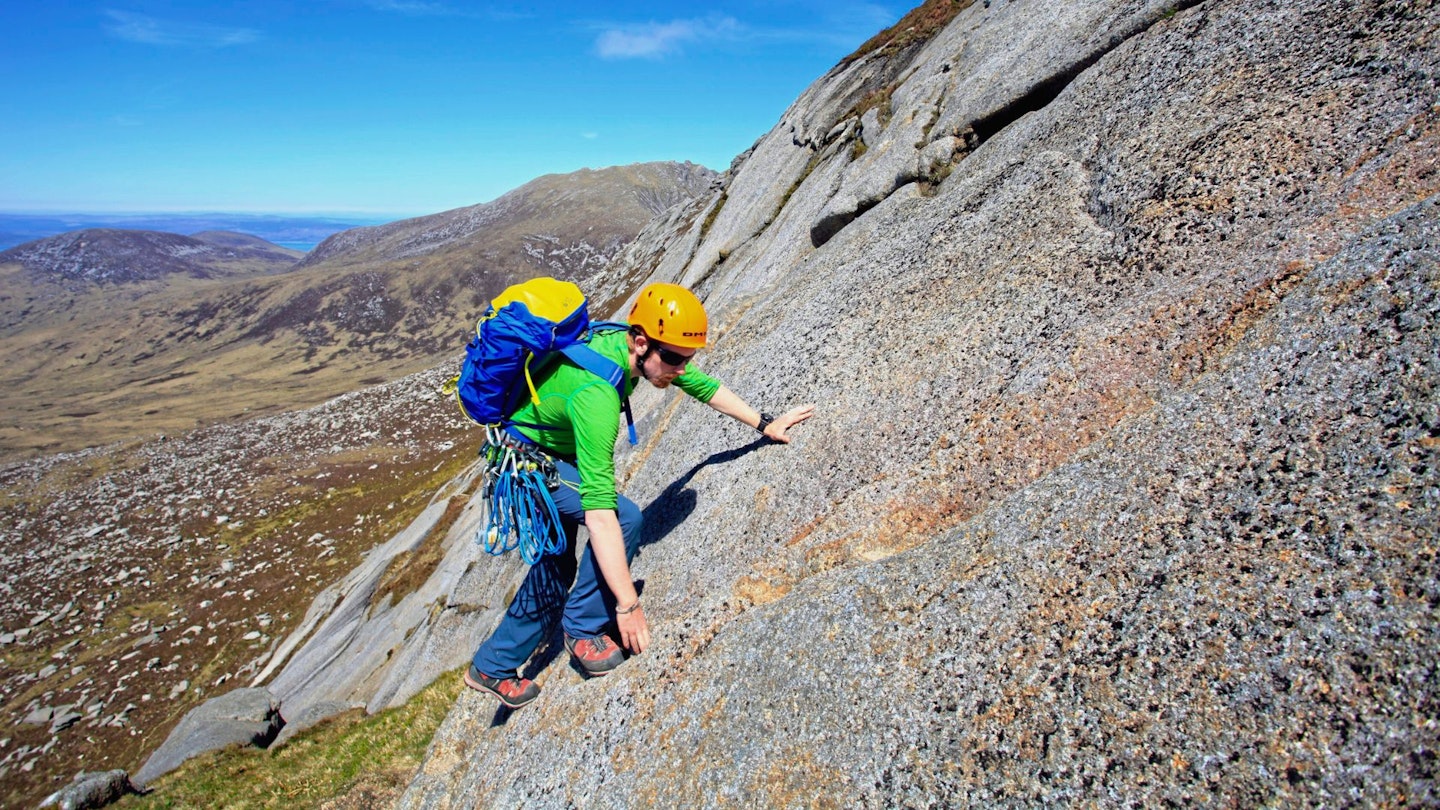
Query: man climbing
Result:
<box><xmin>465</xmin><ymin>282</ymin><xmax>814</xmax><ymax>708</ymax></box>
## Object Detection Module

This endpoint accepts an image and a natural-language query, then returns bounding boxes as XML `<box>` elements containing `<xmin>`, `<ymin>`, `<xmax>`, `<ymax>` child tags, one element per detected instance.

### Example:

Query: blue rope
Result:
<box><xmin>478</xmin><ymin>431</ymin><xmax>566</xmax><ymax>565</ymax></box>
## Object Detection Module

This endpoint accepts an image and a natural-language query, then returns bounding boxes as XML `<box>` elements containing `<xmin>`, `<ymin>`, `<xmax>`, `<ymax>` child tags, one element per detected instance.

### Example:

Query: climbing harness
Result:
<box><xmin>477</xmin><ymin>426</ymin><xmax>566</xmax><ymax>565</ymax></box>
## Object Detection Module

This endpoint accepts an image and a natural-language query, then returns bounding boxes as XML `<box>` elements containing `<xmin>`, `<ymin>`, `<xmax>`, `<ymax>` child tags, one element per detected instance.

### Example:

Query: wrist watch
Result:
<box><xmin>756</xmin><ymin>412</ymin><xmax>775</xmax><ymax>434</ymax></box>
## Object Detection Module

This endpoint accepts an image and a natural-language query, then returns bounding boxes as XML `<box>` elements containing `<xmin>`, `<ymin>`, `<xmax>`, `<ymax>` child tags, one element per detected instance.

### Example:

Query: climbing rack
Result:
<box><xmin>477</xmin><ymin>426</ymin><xmax>566</xmax><ymax>565</ymax></box>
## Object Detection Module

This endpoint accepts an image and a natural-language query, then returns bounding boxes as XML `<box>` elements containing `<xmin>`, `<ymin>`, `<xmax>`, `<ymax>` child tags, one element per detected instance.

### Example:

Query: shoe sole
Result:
<box><xmin>463</xmin><ymin>669</ymin><xmax>537</xmax><ymax>708</ymax></box>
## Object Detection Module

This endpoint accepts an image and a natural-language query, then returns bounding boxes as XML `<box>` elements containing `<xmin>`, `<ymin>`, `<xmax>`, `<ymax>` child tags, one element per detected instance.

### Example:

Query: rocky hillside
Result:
<box><xmin>0</xmin><ymin>162</ymin><xmax>713</xmax><ymax>805</ymax></box>
<box><xmin>391</xmin><ymin>0</ymin><xmax>1439</xmax><ymax>806</ymax></box>
<box><xmin>305</xmin><ymin>163</ymin><xmax>711</xmax><ymax>259</ymax></box>
<box><xmin>0</xmin><ymin>162</ymin><xmax>713</xmax><ymax>462</ymax></box>
<box><xmin>0</xmin><ymin>364</ymin><xmax>475</xmax><ymax>808</ymax></box>
<box><xmin>300</xmin><ymin>161</ymin><xmax>717</xmax><ymax>317</ymax></box>
<box><xmin>190</xmin><ymin>230</ymin><xmax>307</xmax><ymax>255</ymax></box>
<box><xmin>0</xmin><ymin>228</ymin><xmax>300</xmax><ymax>286</ymax></box>
<box><xmin>0</xmin><ymin>213</ymin><xmax>380</xmax><ymax>252</ymax></box>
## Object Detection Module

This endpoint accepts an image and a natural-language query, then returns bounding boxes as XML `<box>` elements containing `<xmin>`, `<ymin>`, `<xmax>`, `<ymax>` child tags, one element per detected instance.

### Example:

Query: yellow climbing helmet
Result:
<box><xmin>629</xmin><ymin>283</ymin><xmax>708</xmax><ymax>348</ymax></box>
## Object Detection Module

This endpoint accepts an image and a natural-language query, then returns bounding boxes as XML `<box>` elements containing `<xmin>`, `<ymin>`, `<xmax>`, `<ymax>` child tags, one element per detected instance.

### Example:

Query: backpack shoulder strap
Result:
<box><xmin>558</xmin><ymin>342</ymin><xmax>625</xmax><ymax>391</ymax></box>
<box><xmin>557</xmin><ymin>340</ymin><xmax>638</xmax><ymax>446</ymax></box>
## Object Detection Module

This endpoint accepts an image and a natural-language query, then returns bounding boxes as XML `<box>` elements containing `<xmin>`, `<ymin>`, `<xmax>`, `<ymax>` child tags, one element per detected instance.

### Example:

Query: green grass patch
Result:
<box><xmin>370</xmin><ymin>492</ymin><xmax>472</xmax><ymax>613</ymax></box>
<box><xmin>776</xmin><ymin>148</ymin><xmax>829</xmax><ymax>217</ymax></box>
<box><xmin>698</xmin><ymin>191</ymin><xmax>729</xmax><ymax>242</ymax></box>
<box><xmin>853</xmin><ymin>84</ymin><xmax>895</xmax><ymax>127</ymax></box>
<box><xmin>118</xmin><ymin>668</ymin><xmax>464</xmax><ymax>809</ymax></box>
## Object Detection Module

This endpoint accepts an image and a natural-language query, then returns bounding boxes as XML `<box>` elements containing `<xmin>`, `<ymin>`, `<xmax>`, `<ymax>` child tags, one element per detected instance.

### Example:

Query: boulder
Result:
<box><xmin>49</xmin><ymin>706</ymin><xmax>83</xmax><ymax>733</ymax></box>
<box><xmin>132</xmin><ymin>688</ymin><xmax>282</xmax><ymax>787</ymax></box>
<box><xmin>22</xmin><ymin>705</ymin><xmax>56</xmax><ymax>725</ymax></box>
<box><xmin>273</xmin><ymin>699</ymin><xmax>361</xmax><ymax>746</ymax></box>
<box><xmin>39</xmin><ymin>770</ymin><xmax>139</xmax><ymax>810</ymax></box>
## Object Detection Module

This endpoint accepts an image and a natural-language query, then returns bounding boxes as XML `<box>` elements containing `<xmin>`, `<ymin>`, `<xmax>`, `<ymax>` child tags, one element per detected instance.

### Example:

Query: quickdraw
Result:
<box><xmin>477</xmin><ymin>426</ymin><xmax>566</xmax><ymax>565</ymax></box>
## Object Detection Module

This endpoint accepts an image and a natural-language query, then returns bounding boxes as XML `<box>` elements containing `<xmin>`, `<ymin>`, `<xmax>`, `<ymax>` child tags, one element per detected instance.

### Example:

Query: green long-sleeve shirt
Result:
<box><xmin>511</xmin><ymin>327</ymin><xmax>720</xmax><ymax>511</ymax></box>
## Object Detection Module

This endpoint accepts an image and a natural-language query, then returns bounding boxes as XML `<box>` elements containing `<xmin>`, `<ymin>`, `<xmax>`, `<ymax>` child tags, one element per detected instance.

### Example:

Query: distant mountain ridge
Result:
<box><xmin>0</xmin><ymin>228</ymin><xmax>301</xmax><ymax>285</ymax></box>
<box><xmin>304</xmin><ymin>162</ymin><xmax>713</xmax><ymax>268</ymax></box>
<box><xmin>0</xmin><ymin>161</ymin><xmax>716</xmax><ymax>461</ymax></box>
<box><xmin>275</xmin><ymin>160</ymin><xmax>720</xmax><ymax>353</ymax></box>
<box><xmin>0</xmin><ymin>212</ymin><xmax>389</xmax><ymax>252</ymax></box>
<box><xmin>300</xmin><ymin>162</ymin><xmax>717</xmax><ymax>318</ymax></box>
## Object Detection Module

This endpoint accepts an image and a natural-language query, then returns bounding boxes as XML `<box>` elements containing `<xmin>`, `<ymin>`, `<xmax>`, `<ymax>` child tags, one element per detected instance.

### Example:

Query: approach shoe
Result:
<box><xmin>463</xmin><ymin>665</ymin><xmax>540</xmax><ymax>709</ymax></box>
<box><xmin>564</xmin><ymin>633</ymin><xmax>625</xmax><ymax>676</ymax></box>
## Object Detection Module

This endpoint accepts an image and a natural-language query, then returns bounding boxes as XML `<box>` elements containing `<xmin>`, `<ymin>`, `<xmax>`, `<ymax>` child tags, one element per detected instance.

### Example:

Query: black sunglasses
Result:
<box><xmin>653</xmin><ymin>345</ymin><xmax>696</xmax><ymax>367</ymax></box>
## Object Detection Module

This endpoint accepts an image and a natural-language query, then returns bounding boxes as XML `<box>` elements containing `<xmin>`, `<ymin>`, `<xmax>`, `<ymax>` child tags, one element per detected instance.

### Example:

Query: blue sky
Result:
<box><xmin>1</xmin><ymin>2</ymin><xmax>905</xmax><ymax>218</ymax></box>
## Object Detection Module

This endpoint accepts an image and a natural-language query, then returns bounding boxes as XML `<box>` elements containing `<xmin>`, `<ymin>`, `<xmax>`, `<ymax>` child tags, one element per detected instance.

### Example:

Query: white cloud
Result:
<box><xmin>104</xmin><ymin>11</ymin><xmax>259</xmax><ymax>48</ymax></box>
<box><xmin>581</xmin><ymin>132</ymin><xmax>599</xmax><ymax>140</ymax></box>
<box><xmin>594</xmin><ymin>16</ymin><xmax>740</xmax><ymax>60</ymax></box>
<box><xmin>358</xmin><ymin>1</ymin><xmax>530</xmax><ymax>20</ymax></box>
<box><xmin>588</xmin><ymin>6</ymin><xmax>899</xmax><ymax>60</ymax></box>
<box><xmin>361</xmin><ymin>0</ymin><xmax>452</xmax><ymax>15</ymax></box>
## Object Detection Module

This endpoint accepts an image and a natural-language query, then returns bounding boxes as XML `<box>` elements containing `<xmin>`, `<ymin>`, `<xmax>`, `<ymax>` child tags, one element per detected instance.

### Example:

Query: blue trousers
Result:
<box><xmin>471</xmin><ymin>460</ymin><xmax>644</xmax><ymax>679</ymax></box>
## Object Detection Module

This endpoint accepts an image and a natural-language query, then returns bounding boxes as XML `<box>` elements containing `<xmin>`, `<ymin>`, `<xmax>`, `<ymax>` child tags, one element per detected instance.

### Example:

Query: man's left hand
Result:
<box><xmin>763</xmin><ymin>404</ymin><xmax>816</xmax><ymax>443</ymax></box>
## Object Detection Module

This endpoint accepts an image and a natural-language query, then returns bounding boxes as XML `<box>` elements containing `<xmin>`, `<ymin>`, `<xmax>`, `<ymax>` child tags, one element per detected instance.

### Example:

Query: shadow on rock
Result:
<box><xmin>486</xmin><ymin>438</ymin><xmax>769</xmax><ymax>727</ymax></box>
<box><xmin>639</xmin><ymin>437</ymin><xmax>770</xmax><ymax>553</ymax></box>
<box><xmin>488</xmin><ymin>704</ymin><xmax>515</xmax><ymax>728</ymax></box>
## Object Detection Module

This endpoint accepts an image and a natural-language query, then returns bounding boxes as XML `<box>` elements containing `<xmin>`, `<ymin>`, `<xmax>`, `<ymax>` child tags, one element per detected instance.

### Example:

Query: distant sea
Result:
<box><xmin>0</xmin><ymin>212</ymin><xmax>394</xmax><ymax>252</ymax></box>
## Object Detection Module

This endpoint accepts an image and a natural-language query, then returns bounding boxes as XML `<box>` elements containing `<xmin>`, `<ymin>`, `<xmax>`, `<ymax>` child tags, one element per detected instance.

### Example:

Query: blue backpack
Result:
<box><xmin>450</xmin><ymin>276</ymin><xmax>636</xmax><ymax>445</ymax></box>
